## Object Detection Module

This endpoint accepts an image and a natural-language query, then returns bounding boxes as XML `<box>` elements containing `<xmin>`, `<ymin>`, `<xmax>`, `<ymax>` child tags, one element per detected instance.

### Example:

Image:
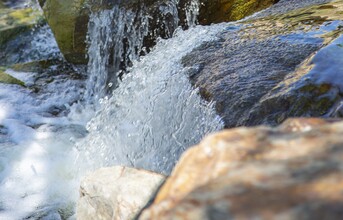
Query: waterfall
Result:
<box><xmin>76</xmin><ymin>24</ymin><xmax>224</xmax><ymax>175</ymax></box>
<box><xmin>84</xmin><ymin>7</ymin><xmax>150</xmax><ymax>102</ymax></box>
<box><xmin>75</xmin><ymin>0</ymin><xmax>223</xmax><ymax>175</ymax></box>
<box><xmin>84</xmin><ymin>0</ymin><xmax>201</xmax><ymax>104</ymax></box>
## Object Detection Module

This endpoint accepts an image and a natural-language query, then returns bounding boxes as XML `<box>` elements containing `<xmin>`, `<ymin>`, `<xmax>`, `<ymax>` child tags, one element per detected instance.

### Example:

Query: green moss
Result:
<box><xmin>0</xmin><ymin>70</ymin><xmax>25</xmax><ymax>86</ymax></box>
<box><xmin>42</xmin><ymin>0</ymin><xmax>88</xmax><ymax>64</ymax></box>
<box><xmin>0</xmin><ymin>8</ymin><xmax>44</xmax><ymax>46</ymax></box>
<box><xmin>198</xmin><ymin>0</ymin><xmax>277</xmax><ymax>24</ymax></box>
<box><xmin>11</xmin><ymin>60</ymin><xmax>59</xmax><ymax>72</ymax></box>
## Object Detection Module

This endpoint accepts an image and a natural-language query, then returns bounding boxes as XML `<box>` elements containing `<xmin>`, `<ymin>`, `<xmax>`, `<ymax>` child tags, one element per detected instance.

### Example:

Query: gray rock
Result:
<box><xmin>140</xmin><ymin>118</ymin><xmax>343</xmax><ymax>220</ymax></box>
<box><xmin>77</xmin><ymin>166</ymin><xmax>165</xmax><ymax>220</ymax></box>
<box><xmin>183</xmin><ymin>0</ymin><xmax>343</xmax><ymax>127</ymax></box>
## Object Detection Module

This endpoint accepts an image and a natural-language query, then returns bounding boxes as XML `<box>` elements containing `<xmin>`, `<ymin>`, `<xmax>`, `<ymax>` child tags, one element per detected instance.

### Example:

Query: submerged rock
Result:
<box><xmin>140</xmin><ymin>118</ymin><xmax>343</xmax><ymax>220</ymax></box>
<box><xmin>7</xmin><ymin>59</ymin><xmax>85</xmax><ymax>99</ymax></box>
<box><xmin>183</xmin><ymin>0</ymin><xmax>343</xmax><ymax>127</ymax></box>
<box><xmin>77</xmin><ymin>166</ymin><xmax>165</xmax><ymax>220</ymax></box>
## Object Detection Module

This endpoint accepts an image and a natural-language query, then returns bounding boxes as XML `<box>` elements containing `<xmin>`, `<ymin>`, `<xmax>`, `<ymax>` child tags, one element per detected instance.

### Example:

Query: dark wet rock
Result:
<box><xmin>255</xmin><ymin>0</ymin><xmax>333</xmax><ymax>18</ymax></box>
<box><xmin>243</xmin><ymin>33</ymin><xmax>343</xmax><ymax>125</ymax></box>
<box><xmin>183</xmin><ymin>0</ymin><xmax>343</xmax><ymax>127</ymax></box>
<box><xmin>140</xmin><ymin>118</ymin><xmax>343</xmax><ymax>220</ymax></box>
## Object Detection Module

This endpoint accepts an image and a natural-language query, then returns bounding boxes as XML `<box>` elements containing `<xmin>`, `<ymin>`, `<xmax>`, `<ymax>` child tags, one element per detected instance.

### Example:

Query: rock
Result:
<box><xmin>183</xmin><ymin>0</ymin><xmax>343</xmax><ymax>128</ymax></box>
<box><xmin>0</xmin><ymin>7</ymin><xmax>43</xmax><ymax>46</ymax></box>
<box><xmin>0</xmin><ymin>5</ymin><xmax>52</xmax><ymax>66</ymax></box>
<box><xmin>198</xmin><ymin>0</ymin><xmax>278</xmax><ymax>24</ymax></box>
<box><xmin>0</xmin><ymin>68</ymin><xmax>25</xmax><ymax>86</ymax></box>
<box><xmin>7</xmin><ymin>59</ymin><xmax>86</xmax><ymax>94</ymax></box>
<box><xmin>139</xmin><ymin>118</ymin><xmax>343</xmax><ymax>220</ymax></box>
<box><xmin>77</xmin><ymin>166</ymin><xmax>165</xmax><ymax>220</ymax></box>
<box><xmin>39</xmin><ymin>0</ymin><xmax>89</xmax><ymax>64</ymax></box>
<box><xmin>243</xmin><ymin>32</ymin><xmax>343</xmax><ymax>125</ymax></box>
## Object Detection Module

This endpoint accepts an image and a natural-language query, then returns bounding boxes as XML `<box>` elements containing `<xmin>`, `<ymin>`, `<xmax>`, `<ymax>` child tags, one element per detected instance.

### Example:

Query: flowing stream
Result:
<box><xmin>0</xmin><ymin>1</ymin><xmax>225</xmax><ymax>219</ymax></box>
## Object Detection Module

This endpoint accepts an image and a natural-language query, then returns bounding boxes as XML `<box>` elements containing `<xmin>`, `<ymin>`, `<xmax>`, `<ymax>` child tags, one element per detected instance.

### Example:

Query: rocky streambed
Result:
<box><xmin>0</xmin><ymin>0</ymin><xmax>342</xmax><ymax>219</ymax></box>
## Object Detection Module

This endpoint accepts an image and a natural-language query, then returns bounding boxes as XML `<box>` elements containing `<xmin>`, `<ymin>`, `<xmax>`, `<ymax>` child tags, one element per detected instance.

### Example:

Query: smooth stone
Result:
<box><xmin>77</xmin><ymin>166</ymin><xmax>165</xmax><ymax>220</ymax></box>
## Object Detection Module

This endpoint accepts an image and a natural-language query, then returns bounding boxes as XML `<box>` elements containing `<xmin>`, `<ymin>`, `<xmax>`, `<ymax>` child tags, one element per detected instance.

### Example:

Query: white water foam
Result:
<box><xmin>0</xmin><ymin>70</ymin><xmax>85</xmax><ymax>219</ymax></box>
<box><xmin>76</xmin><ymin>24</ymin><xmax>225</xmax><ymax>175</ymax></box>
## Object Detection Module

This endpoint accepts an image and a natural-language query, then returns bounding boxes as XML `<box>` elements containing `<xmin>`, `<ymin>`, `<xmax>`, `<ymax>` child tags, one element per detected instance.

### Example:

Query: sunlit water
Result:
<box><xmin>0</xmin><ymin>1</ymin><xmax>226</xmax><ymax>218</ymax></box>
<box><xmin>1</xmin><ymin>0</ymin><xmax>341</xmax><ymax>219</ymax></box>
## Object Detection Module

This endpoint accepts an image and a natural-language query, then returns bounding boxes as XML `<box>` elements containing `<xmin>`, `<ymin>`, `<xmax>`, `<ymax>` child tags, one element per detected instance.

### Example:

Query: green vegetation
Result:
<box><xmin>0</xmin><ymin>7</ymin><xmax>44</xmax><ymax>46</ymax></box>
<box><xmin>0</xmin><ymin>69</ymin><xmax>25</xmax><ymax>86</ymax></box>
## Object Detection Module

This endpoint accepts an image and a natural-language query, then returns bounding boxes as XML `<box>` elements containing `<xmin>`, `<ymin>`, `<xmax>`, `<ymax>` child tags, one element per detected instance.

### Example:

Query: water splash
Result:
<box><xmin>76</xmin><ymin>24</ymin><xmax>225</xmax><ymax>175</ymax></box>
<box><xmin>185</xmin><ymin>0</ymin><xmax>200</xmax><ymax>27</ymax></box>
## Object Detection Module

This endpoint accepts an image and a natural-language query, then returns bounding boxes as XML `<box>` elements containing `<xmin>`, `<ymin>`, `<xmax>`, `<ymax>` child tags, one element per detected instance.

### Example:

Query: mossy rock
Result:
<box><xmin>0</xmin><ymin>7</ymin><xmax>44</xmax><ymax>46</ymax></box>
<box><xmin>198</xmin><ymin>0</ymin><xmax>278</xmax><ymax>24</ymax></box>
<box><xmin>40</xmin><ymin>0</ymin><xmax>88</xmax><ymax>64</ymax></box>
<box><xmin>0</xmin><ymin>69</ymin><xmax>25</xmax><ymax>86</ymax></box>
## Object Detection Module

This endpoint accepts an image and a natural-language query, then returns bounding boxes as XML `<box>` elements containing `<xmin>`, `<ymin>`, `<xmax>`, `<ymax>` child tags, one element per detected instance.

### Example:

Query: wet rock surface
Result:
<box><xmin>183</xmin><ymin>0</ymin><xmax>343</xmax><ymax>127</ymax></box>
<box><xmin>0</xmin><ymin>0</ymin><xmax>61</xmax><ymax>66</ymax></box>
<box><xmin>255</xmin><ymin>0</ymin><xmax>333</xmax><ymax>17</ymax></box>
<box><xmin>77</xmin><ymin>166</ymin><xmax>165</xmax><ymax>220</ymax></box>
<box><xmin>197</xmin><ymin>0</ymin><xmax>278</xmax><ymax>24</ymax></box>
<box><xmin>139</xmin><ymin>118</ymin><xmax>343</xmax><ymax>220</ymax></box>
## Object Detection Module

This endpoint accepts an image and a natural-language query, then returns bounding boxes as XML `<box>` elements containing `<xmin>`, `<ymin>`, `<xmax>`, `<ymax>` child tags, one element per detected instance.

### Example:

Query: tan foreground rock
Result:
<box><xmin>140</xmin><ymin>118</ymin><xmax>343</xmax><ymax>220</ymax></box>
<box><xmin>77</xmin><ymin>166</ymin><xmax>165</xmax><ymax>220</ymax></box>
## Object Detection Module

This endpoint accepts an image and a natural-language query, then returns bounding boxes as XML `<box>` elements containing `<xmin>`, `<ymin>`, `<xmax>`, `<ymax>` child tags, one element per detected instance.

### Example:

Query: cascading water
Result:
<box><xmin>76</xmin><ymin>0</ymin><xmax>222</xmax><ymax>175</ymax></box>
<box><xmin>0</xmin><ymin>0</ymin><xmax>226</xmax><ymax>218</ymax></box>
<box><xmin>76</xmin><ymin>24</ymin><xmax>225</xmax><ymax>174</ymax></box>
<box><xmin>84</xmin><ymin>0</ymin><xmax>200</xmax><ymax>104</ymax></box>
<box><xmin>84</xmin><ymin>7</ymin><xmax>150</xmax><ymax>103</ymax></box>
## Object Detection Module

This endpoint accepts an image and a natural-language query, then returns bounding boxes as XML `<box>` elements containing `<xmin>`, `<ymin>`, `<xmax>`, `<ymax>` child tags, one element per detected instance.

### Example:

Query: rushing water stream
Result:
<box><xmin>0</xmin><ymin>1</ymin><xmax>224</xmax><ymax>219</ymax></box>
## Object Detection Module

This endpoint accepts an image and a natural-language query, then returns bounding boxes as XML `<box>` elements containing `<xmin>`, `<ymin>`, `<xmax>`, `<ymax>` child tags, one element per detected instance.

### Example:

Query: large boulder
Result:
<box><xmin>183</xmin><ymin>0</ymin><xmax>343</xmax><ymax>127</ymax></box>
<box><xmin>77</xmin><ymin>166</ymin><xmax>165</xmax><ymax>220</ymax></box>
<box><xmin>140</xmin><ymin>118</ymin><xmax>343</xmax><ymax>219</ymax></box>
<box><xmin>39</xmin><ymin>0</ymin><xmax>88</xmax><ymax>64</ymax></box>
